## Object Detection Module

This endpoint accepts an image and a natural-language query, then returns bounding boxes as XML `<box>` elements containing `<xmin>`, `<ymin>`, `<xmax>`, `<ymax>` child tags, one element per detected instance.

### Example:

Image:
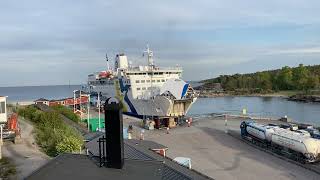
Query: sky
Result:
<box><xmin>1</xmin><ymin>0</ymin><xmax>320</xmax><ymax>86</ymax></box>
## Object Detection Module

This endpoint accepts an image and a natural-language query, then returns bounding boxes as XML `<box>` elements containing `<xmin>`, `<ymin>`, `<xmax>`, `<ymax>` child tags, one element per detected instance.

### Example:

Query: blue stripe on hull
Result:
<box><xmin>119</xmin><ymin>79</ymin><xmax>138</xmax><ymax>114</ymax></box>
<box><xmin>181</xmin><ymin>83</ymin><xmax>189</xmax><ymax>99</ymax></box>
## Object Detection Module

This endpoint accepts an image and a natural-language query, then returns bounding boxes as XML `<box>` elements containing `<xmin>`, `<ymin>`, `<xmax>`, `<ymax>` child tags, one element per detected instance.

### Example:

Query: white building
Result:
<box><xmin>0</xmin><ymin>96</ymin><xmax>7</xmax><ymax>123</ymax></box>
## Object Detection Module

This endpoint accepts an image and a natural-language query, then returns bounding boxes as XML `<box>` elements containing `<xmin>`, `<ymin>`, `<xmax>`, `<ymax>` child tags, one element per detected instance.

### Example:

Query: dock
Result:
<box><xmin>123</xmin><ymin>115</ymin><xmax>320</xmax><ymax>180</ymax></box>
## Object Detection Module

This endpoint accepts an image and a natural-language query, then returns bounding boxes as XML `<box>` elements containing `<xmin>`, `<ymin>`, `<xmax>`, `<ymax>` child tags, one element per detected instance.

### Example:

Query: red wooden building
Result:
<box><xmin>35</xmin><ymin>96</ymin><xmax>89</xmax><ymax>107</ymax></box>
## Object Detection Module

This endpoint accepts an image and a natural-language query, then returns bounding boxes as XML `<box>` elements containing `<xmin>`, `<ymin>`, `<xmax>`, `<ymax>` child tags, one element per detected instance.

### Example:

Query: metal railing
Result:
<box><xmin>98</xmin><ymin>136</ymin><xmax>107</xmax><ymax>167</ymax></box>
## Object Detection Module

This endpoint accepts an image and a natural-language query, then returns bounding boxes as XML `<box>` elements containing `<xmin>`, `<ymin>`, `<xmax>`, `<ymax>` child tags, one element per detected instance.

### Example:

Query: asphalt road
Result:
<box><xmin>2</xmin><ymin>117</ymin><xmax>49</xmax><ymax>179</ymax></box>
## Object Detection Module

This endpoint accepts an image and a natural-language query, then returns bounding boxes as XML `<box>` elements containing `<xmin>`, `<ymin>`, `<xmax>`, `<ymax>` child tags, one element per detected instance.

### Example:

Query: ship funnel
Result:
<box><xmin>115</xmin><ymin>54</ymin><xmax>129</xmax><ymax>70</ymax></box>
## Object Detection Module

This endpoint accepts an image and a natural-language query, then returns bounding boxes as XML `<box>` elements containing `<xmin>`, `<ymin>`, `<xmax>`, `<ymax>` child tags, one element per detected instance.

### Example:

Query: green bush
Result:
<box><xmin>51</xmin><ymin>105</ymin><xmax>80</xmax><ymax>123</ymax></box>
<box><xmin>18</xmin><ymin>105</ymin><xmax>83</xmax><ymax>157</ymax></box>
<box><xmin>56</xmin><ymin>136</ymin><xmax>83</xmax><ymax>154</ymax></box>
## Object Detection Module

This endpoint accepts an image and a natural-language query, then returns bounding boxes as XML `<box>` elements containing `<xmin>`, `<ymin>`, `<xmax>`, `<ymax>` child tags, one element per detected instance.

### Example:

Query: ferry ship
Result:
<box><xmin>86</xmin><ymin>46</ymin><xmax>198</xmax><ymax>124</ymax></box>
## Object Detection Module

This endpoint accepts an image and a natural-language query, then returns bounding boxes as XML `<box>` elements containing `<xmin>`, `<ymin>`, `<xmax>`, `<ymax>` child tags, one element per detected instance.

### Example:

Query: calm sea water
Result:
<box><xmin>0</xmin><ymin>85</ymin><xmax>82</xmax><ymax>102</ymax></box>
<box><xmin>1</xmin><ymin>85</ymin><xmax>320</xmax><ymax>126</ymax></box>
<box><xmin>188</xmin><ymin>97</ymin><xmax>320</xmax><ymax>126</ymax></box>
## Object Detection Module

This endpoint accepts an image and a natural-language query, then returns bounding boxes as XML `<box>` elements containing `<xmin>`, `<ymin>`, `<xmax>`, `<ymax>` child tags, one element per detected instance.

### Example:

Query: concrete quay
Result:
<box><xmin>123</xmin><ymin>115</ymin><xmax>320</xmax><ymax>180</ymax></box>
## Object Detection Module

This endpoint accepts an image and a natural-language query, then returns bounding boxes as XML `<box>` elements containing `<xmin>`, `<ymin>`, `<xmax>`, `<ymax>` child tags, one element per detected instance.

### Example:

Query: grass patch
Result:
<box><xmin>0</xmin><ymin>157</ymin><xmax>16</xmax><ymax>179</ymax></box>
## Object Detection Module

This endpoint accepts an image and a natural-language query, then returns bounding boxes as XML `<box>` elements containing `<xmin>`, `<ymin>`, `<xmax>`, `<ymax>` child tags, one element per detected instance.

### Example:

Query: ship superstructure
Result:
<box><xmin>86</xmin><ymin>46</ymin><xmax>198</xmax><ymax>126</ymax></box>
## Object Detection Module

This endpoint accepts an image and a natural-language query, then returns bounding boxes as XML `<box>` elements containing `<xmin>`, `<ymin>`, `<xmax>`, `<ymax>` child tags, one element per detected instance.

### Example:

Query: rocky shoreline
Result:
<box><xmin>287</xmin><ymin>94</ymin><xmax>320</xmax><ymax>103</ymax></box>
<box><xmin>198</xmin><ymin>91</ymin><xmax>287</xmax><ymax>98</ymax></box>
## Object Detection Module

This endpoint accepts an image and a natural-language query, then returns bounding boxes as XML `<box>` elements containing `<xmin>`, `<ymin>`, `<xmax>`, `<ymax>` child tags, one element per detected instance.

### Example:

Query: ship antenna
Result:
<box><xmin>106</xmin><ymin>53</ymin><xmax>110</xmax><ymax>71</ymax></box>
<box><xmin>143</xmin><ymin>44</ymin><xmax>154</xmax><ymax>67</ymax></box>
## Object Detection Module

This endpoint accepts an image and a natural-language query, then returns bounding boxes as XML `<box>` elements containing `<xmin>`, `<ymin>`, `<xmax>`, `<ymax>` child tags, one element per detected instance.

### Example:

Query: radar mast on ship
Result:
<box><xmin>143</xmin><ymin>45</ymin><xmax>154</xmax><ymax>68</ymax></box>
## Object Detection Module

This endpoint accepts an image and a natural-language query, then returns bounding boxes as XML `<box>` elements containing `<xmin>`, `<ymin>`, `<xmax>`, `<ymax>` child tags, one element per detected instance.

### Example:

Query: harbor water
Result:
<box><xmin>1</xmin><ymin>85</ymin><xmax>320</xmax><ymax>126</ymax></box>
<box><xmin>188</xmin><ymin>96</ymin><xmax>320</xmax><ymax>127</ymax></box>
<box><xmin>0</xmin><ymin>85</ymin><xmax>81</xmax><ymax>103</ymax></box>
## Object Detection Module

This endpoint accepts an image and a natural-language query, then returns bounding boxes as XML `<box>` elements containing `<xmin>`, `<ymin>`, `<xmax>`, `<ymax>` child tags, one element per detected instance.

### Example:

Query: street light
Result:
<box><xmin>73</xmin><ymin>90</ymin><xmax>77</xmax><ymax>112</ymax></box>
<box><xmin>98</xmin><ymin>92</ymin><xmax>101</xmax><ymax>131</ymax></box>
<box><xmin>87</xmin><ymin>94</ymin><xmax>90</xmax><ymax>132</ymax></box>
<box><xmin>80</xmin><ymin>90</ymin><xmax>82</xmax><ymax>121</ymax></box>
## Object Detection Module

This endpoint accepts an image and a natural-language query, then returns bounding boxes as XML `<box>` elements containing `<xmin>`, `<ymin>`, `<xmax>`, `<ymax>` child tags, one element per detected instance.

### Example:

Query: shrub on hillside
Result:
<box><xmin>18</xmin><ymin>105</ymin><xmax>83</xmax><ymax>157</ymax></box>
<box><xmin>51</xmin><ymin>105</ymin><xmax>80</xmax><ymax>123</ymax></box>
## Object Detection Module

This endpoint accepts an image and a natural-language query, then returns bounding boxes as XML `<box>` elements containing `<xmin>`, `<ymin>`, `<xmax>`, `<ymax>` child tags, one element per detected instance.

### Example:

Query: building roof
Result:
<box><xmin>26</xmin><ymin>154</ymin><xmax>165</xmax><ymax>180</ymax></box>
<box><xmin>125</xmin><ymin>139</ymin><xmax>168</xmax><ymax>150</ymax></box>
<box><xmin>26</xmin><ymin>138</ymin><xmax>212</xmax><ymax>180</ymax></box>
<box><xmin>34</xmin><ymin>98</ymin><xmax>49</xmax><ymax>102</ymax></box>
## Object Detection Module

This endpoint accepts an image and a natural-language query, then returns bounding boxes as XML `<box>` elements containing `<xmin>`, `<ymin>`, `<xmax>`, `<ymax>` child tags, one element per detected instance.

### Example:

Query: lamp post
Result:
<box><xmin>80</xmin><ymin>90</ymin><xmax>82</xmax><ymax>121</ymax></box>
<box><xmin>73</xmin><ymin>90</ymin><xmax>76</xmax><ymax>112</ymax></box>
<box><xmin>87</xmin><ymin>94</ymin><xmax>90</xmax><ymax>132</ymax></box>
<box><xmin>98</xmin><ymin>92</ymin><xmax>101</xmax><ymax>131</ymax></box>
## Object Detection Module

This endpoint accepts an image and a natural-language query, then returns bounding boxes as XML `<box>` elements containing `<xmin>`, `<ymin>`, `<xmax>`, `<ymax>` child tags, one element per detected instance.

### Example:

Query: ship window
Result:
<box><xmin>136</xmin><ymin>80</ymin><xmax>140</xmax><ymax>83</ymax></box>
<box><xmin>161</xmin><ymin>79</ymin><xmax>165</xmax><ymax>82</ymax></box>
<box><xmin>147</xmin><ymin>87</ymin><xmax>151</xmax><ymax>90</ymax></box>
<box><xmin>159</xmin><ymin>72</ymin><xmax>163</xmax><ymax>75</ymax></box>
<box><xmin>142</xmin><ymin>87</ymin><xmax>146</xmax><ymax>90</ymax></box>
<box><xmin>137</xmin><ymin>88</ymin><xmax>141</xmax><ymax>90</ymax></box>
<box><xmin>147</xmin><ymin>80</ymin><xmax>150</xmax><ymax>83</ymax></box>
<box><xmin>148</xmin><ymin>73</ymin><xmax>152</xmax><ymax>75</ymax></box>
<box><xmin>141</xmin><ymin>80</ymin><xmax>145</xmax><ymax>83</ymax></box>
<box><xmin>154</xmin><ymin>72</ymin><xmax>159</xmax><ymax>75</ymax></box>
<box><xmin>157</xmin><ymin>80</ymin><xmax>160</xmax><ymax>82</ymax></box>
<box><xmin>152</xmin><ymin>80</ymin><xmax>155</xmax><ymax>82</ymax></box>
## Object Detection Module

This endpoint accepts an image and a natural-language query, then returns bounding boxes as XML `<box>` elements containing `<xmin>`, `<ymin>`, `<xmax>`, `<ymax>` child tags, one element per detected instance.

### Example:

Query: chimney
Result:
<box><xmin>104</xmin><ymin>98</ymin><xmax>124</xmax><ymax>169</ymax></box>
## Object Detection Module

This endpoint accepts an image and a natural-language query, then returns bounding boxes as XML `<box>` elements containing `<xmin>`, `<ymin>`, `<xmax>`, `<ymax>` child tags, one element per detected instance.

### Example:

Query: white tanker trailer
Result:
<box><xmin>271</xmin><ymin>128</ymin><xmax>320</xmax><ymax>162</ymax></box>
<box><xmin>240</xmin><ymin>121</ymin><xmax>320</xmax><ymax>163</ymax></box>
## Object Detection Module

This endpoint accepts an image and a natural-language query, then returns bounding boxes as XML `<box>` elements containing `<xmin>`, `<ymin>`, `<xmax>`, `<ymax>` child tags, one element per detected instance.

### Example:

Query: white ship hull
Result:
<box><xmin>117</xmin><ymin>79</ymin><xmax>197</xmax><ymax>118</ymax></box>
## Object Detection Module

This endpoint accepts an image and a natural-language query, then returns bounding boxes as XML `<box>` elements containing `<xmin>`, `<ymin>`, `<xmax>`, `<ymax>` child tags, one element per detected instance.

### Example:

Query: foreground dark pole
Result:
<box><xmin>104</xmin><ymin>98</ymin><xmax>124</xmax><ymax>169</ymax></box>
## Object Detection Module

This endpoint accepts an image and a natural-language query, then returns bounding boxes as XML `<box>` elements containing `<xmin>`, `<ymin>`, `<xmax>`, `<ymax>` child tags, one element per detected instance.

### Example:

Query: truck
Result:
<box><xmin>1</xmin><ymin>113</ymin><xmax>20</xmax><ymax>143</ymax></box>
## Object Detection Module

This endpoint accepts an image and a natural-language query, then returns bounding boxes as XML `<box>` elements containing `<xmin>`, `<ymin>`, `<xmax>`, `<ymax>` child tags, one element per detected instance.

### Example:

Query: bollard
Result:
<box><xmin>140</xmin><ymin>129</ymin><xmax>145</xmax><ymax>140</ymax></box>
<box><xmin>224</xmin><ymin>114</ymin><xmax>228</xmax><ymax>134</ymax></box>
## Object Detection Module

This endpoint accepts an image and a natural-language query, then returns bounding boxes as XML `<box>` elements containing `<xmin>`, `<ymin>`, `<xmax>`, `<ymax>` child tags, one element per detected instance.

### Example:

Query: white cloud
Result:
<box><xmin>267</xmin><ymin>47</ymin><xmax>320</xmax><ymax>55</ymax></box>
<box><xmin>1</xmin><ymin>0</ymin><xmax>320</xmax><ymax>85</ymax></box>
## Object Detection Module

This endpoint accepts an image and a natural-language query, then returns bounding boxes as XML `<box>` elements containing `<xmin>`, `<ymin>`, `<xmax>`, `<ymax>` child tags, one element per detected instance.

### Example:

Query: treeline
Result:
<box><xmin>202</xmin><ymin>64</ymin><xmax>320</xmax><ymax>94</ymax></box>
<box><xmin>18</xmin><ymin>105</ymin><xmax>83</xmax><ymax>157</ymax></box>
